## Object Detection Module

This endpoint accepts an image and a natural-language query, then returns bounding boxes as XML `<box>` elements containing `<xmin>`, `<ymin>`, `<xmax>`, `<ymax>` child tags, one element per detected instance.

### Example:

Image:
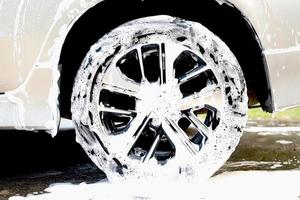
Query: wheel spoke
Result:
<box><xmin>112</xmin><ymin>113</ymin><xmax>152</xmax><ymax>156</ymax></box>
<box><xmin>159</xmin><ymin>43</ymin><xmax>166</xmax><ymax>84</ymax></box>
<box><xmin>137</xmin><ymin>47</ymin><xmax>146</xmax><ymax>81</ymax></box>
<box><xmin>185</xmin><ymin>112</ymin><xmax>209</xmax><ymax>143</ymax></box>
<box><xmin>162</xmin><ymin>118</ymin><xmax>198</xmax><ymax>158</ymax></box>
<box><xmin>98</xmin><ymin>105</ymin><xmax>135</xmax><ymax>115</ymax></box>
<box><xmin>101</xmin><ymin>83</ymin><xmax>141</xmax><ymax>99</ymax></box>
<box><xmin>102</xmin><ymin>66</ymin><xmax>141</xmax><ymax>97</ymax></box>
<box><xmin>178</xmin><ymin>65</ymin><xmax>210</xmax><ymax>85</ymax></box>
<box><xmin>163</xmin><ymin>43</ymin><xmax>185</xmax><ymax>84</ymax></box>
<box><xmin>179</xmin><ymin>86</ymin><xmax>223</xmax><ymax>111</ymax></box>
<box><xmin>143</xmin><ymin>132</ymin><xmax>161</xmax><ymax>162</ymax></box>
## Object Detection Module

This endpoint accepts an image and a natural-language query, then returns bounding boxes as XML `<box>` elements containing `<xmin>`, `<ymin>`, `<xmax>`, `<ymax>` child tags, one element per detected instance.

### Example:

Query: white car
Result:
<box><xmin>0</xmin><ymin>0</ymin><xmax>299</xmax><ymax>180</ymax></box>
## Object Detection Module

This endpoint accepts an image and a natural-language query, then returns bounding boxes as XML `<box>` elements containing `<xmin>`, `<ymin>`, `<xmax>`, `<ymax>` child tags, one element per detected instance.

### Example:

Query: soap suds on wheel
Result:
<box><xmin>71</xmin><ymin>15</ymin><xmax>248</xmax><ymax>182</ymax></box>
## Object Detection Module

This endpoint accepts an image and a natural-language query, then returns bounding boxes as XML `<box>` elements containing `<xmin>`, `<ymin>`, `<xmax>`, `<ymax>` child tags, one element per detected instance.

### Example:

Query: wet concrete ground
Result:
<box><xmin>220</xmin><ymin>122</ymin><xmax>300</xmax><ymax>172</ymax></box>
<box><xmin>1</xmin><ymin>120</ymin><xmax>300</xmax><ymax>199</ymax></box>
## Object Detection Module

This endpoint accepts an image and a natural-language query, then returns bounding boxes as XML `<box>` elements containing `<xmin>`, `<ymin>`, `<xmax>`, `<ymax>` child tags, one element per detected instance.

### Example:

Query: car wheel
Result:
<box><xmin>71</xmin><ymin>15</ymin><xmax>248</xmax><ymax>181</ymax></box>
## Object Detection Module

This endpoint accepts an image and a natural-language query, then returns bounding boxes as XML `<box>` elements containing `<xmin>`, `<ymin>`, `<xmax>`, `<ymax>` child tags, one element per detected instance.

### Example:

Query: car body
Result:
<box><xmin>0</xmin><ymin>0</ymin><xmax>299</xmax><ymax>135</ymax></box>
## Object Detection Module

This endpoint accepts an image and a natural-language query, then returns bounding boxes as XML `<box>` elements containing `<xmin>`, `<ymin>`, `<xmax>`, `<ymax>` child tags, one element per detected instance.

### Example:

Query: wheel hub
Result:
<box><xmin>97</xmin><ymin>41</ymin><xmax>223</xmax><ymax>164</ymax></box>
<box><xmin>136</xmin><ymin>82</ymin><xmax>182</xmax><ymax>122</ymax></box>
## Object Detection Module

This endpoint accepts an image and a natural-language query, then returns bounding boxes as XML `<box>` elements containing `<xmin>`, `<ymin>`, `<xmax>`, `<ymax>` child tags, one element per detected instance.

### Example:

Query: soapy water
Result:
<box><xmin>9</xmin><ymin>170</ymin><xmax>300</xmax><ymax>200</ymax></box>
<box><xmin>71</xmin><ymin>15</ymin><xmax>248</xmax><ymax>182</ymax></box>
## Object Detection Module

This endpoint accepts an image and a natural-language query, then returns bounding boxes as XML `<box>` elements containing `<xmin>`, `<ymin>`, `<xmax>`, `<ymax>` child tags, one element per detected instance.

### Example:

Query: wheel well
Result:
<box><xmin>59</xmin><ymin>0</ymin><xmax>272</xmax><ymax>119</ymax></box>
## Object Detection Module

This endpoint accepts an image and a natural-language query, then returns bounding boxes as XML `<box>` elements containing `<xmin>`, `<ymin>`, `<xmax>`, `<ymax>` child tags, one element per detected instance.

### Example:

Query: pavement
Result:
<box><xmin>1</xmin><ymin>120</ymin><xmax>300</xmax><ymax>200</ymax></box>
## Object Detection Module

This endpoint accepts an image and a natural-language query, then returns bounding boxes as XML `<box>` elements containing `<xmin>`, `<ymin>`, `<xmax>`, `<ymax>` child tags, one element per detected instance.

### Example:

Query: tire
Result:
<box><xmin>71</xmin><ymin>15</ymin><xmax>248</xmax><ymax>181</ymax></box>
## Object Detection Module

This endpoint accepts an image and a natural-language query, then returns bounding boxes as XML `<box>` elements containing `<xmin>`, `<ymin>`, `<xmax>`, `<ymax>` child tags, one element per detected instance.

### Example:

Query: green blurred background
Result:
<box><xmin>248</xmin><ymin>107</ymin><xmax>300</xmax><ymax>121</ymax></box>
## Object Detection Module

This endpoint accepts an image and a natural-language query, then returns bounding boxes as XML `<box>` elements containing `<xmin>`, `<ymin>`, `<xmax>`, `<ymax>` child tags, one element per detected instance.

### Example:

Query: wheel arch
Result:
<box><xmin>58</xmin><ymin>0</ymin><xmax>273</xmax><ymax>119</ymax></box>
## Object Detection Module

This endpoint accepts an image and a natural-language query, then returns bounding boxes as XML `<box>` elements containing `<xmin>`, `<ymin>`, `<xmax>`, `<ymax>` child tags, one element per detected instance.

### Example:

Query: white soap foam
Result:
<box><xmin>9</xmin><ymin>170</ymin><xmax>300</xmax><ymax>200</ymax></box>
<box><xmin>276</xmin><ymin>140</ymin><xmax>293</xmax><ymax>144</ymax></box>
